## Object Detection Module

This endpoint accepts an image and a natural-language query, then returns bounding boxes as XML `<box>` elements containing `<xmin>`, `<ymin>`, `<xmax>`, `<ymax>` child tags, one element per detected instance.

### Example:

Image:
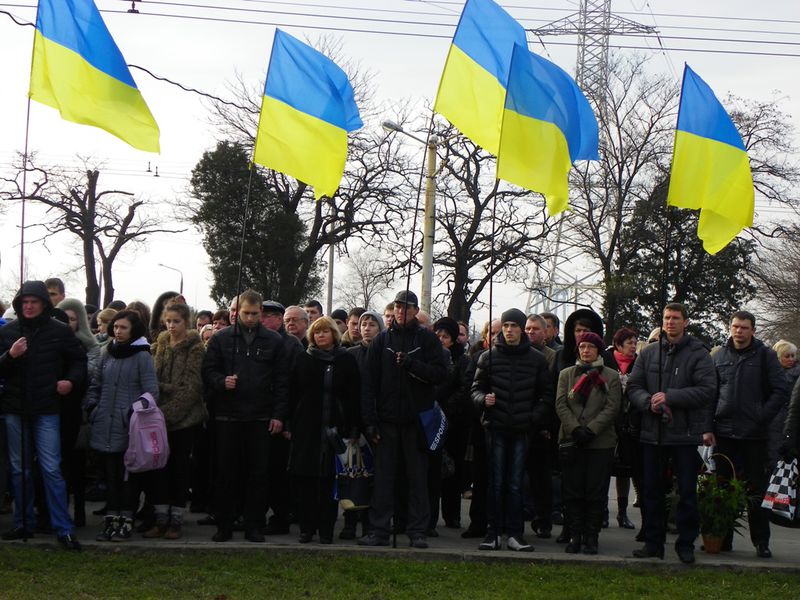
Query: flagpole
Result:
<box><xmin>229</xmin><ymin>164</ymin><xmax>255</xmax><ymax>375</ymax></box>
<box><xmin>487</xmin><ymin>180</ymin><xmax>499</xmax><ymax>374</ymax></box>
<box><xmin>19</xmin><ymin>91</ymin><xmax>33</xmax><ymax>288</ymax></box>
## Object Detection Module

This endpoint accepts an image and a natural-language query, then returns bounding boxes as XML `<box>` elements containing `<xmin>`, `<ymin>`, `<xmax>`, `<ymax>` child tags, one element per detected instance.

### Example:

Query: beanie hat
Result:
<box><xmin>576</xmin><ymin>331</ymin><xmax>604</xmax><ymax>351</ymax></box>
<box><xmin>433</xmin><ymin>317</ymin><xmax>459</xmax><ymax>343</ymax></box>
<box><xmin>359</xmin><ymin>310</ymin><xmax>385</xmax><ymax>332</ymax></box>
<box><xmin>500</xmin><ymin>308</ymin><xmax>527</xmax><ymax>331</ymax></box>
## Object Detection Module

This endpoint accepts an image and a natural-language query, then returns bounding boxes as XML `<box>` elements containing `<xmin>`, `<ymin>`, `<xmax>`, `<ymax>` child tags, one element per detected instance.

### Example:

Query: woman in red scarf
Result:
<box><xmin>608</xmin><ymin>327</ymin><xmax>639</xmax><ymax>531</ymax></box>
<box><xmin>556</xmin><ymin>332</ymin><xmax>621</xmax><ymax>555</ymax></box>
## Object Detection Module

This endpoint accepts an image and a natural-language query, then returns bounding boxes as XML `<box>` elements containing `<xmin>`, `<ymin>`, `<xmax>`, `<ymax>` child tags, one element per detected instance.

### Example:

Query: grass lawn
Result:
<box><xmin>0</xmin><ymin>545</ymin><xmax>798</xmax><ymax>599</ymax></box>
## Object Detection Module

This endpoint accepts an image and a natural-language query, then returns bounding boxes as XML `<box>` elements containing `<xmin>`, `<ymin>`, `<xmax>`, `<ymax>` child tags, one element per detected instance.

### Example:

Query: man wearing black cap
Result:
<box><xmin>471</xmin><ymin>308</ymin><xmax>554</xmax><ymax>552</ymax></box>
<box><xmin>260</xmin><ymin>300</ymin><xmax>303</xmax><ymax>535</ymax></box>
<box><xmin>359</xmin><ymin>290</ymin><xmax>447</xmax><ymax>548</ymax></box>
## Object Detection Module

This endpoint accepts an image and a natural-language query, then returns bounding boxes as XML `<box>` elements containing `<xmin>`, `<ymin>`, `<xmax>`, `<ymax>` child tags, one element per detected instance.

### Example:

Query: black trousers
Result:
<box><xmin>715</xmin><ymin>437</ymin><xmax>771</xmax><ymax>546</ymax></box>
<box><xmin>561</xmin><ymin>447</ymin><xmax>613</xmax><ymax>537</ymax></box>
<box><xmin>267</xmin><ymin>434</ymin><xmax>291</xmax><ymax>526</ymax></box>
<box><xmin>296</xmin><ymin>474</ymin><xmax>338</xmax><ymax>540</ymax></box>
<box><xmin>527</xmin><ymin>432</ymin><xmax>554</xmax><ymax>529</ymax></box>
<box><xmin>466</xmin><ymin>421</ymin><xmax>488</xmax><ymax>533</ymax></box>
<box><xmin>151</xmin><ymin>425</ymin><xmax>197</xmax><ymax>509</ymax></box>
<box><xmin>641</xmin><ymin>444</ymin><xmax>701</xmax><ymax>550</ymax></box>
<box><xmin>369</xmin><ymin>422</ymin><xmax>429</xmax><ymax>538</ymax></box>
<box><xmin>214</xmin><ymin>420</ymin><xmax>270</xmax><ymax>530</ymax></box>
<box><xmin>441</xmin><ymin>418</ymin><xmax>469</xmax><ymax>527</ymax></box>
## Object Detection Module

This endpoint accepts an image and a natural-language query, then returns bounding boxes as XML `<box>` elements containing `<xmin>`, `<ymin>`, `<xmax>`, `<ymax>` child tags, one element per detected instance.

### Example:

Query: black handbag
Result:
<box><xmin>558</xmin><ymin>440</ymin><xmax>579</xmax><ymax>464</ymax></box>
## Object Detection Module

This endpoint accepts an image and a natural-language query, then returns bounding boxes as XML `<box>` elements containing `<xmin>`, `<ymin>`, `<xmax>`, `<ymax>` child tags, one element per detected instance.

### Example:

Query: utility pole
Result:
<box><xmin>526</xmin><ymin>0</ymin><xmax>656</xmax><ymax>310</ymax></box>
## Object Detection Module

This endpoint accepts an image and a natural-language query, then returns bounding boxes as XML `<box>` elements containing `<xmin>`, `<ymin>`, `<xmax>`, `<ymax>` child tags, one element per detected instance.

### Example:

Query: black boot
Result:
<box><xmin>617</xmin><ymin>498</ymin><xmax>634</xmax><ymax>529</ymax></box>
<box><xmin>582</xmin><ymin>533</ymin><xmax>598</xmax><ymax>555</ymax></box>
<box><xmin>565</xmin><ymin>534</ymin><xmax>582</xmax><ymax>553</ymax></box>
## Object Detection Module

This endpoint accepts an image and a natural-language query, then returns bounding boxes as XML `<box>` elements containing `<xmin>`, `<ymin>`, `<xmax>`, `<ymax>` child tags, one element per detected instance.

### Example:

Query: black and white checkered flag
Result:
<box><xmin>762</xmin><ymin>458</ymin><xmax>799</xmax><ymax>521</ymax></box>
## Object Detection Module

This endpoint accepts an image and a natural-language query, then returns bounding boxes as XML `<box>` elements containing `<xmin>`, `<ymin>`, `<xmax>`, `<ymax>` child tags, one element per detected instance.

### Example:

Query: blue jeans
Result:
<box><xmin>487</xmin><ymin>430</ymin><xmax>528</xmax><ymax>538</ymax></box>
<box><xmin>5</xmin><ymin>414</ymin><xmax>73</xmax><ymax>536</ymax></box>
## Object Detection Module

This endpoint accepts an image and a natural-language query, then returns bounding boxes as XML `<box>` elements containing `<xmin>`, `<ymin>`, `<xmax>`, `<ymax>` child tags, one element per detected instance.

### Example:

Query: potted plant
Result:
<box><xmin>697</xmin><ymin>454</ymin><xmax>747</xmax><ymax>553</ymax></box>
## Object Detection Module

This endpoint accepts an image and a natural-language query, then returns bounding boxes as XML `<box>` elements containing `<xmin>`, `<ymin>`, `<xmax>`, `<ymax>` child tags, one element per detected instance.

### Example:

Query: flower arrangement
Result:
<box><xmin>697</xmin><ymin>455</ymin><xmax>747</xmax><ymax>539</ymax></box>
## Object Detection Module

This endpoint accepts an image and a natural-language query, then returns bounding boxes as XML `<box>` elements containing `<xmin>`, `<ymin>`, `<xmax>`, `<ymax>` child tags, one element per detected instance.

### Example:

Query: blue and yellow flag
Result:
<box><xmin>30</xmin><ymin>0</ymin><xmax>160</xmax><ymax>152</ymax></box>
<box><xmin>434</xmin><ymin>0</ymin><xmax>526</xmax><ymax>155</ymax></box>
<box><xmin>497</xmin><ymin>44</ymin><xmax>598</xmax><ymax>215</ymax></box>
<box><xmin>254</xmin><ymin>30</ymin><xmax>363</xmax><ymax>200</ymax></box>
<box><xmin>667</xmin><ymin>64</ymin><xmax>754</xmax><ymax>254</ymax></box>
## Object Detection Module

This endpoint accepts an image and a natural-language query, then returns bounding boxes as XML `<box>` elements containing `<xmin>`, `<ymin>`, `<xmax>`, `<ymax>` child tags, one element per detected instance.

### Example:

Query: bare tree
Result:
<box><xmin>751</xmin><ymin>223</ymin><xmax>800</xmax><ymax>343</ymax></box>
<box><xmin>1</xmin><ymin>159</ymin><xmax>183</xmax><ymax>307</ymax></box>
<box><xmin>565</xmin><ymin>54</ymin><xmax>680</xmax><ymax>335</ymax></box>
<box><xmin>334</xmin><ymin>247</ymin><xmax>394</xmax><ymax>310</ymax></box>
<box><xmin>381</xmin><ymin>122</ymin><xmax>553</xmax><ymax>323</ymax></box>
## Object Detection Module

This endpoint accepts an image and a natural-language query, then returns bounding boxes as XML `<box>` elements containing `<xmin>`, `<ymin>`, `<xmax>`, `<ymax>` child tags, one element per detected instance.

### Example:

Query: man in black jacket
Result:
<box><xmin>0</xmin><ymin>280</ymin><xmax>86</xmax><ymax>550</ymax></box>
<box><xmin>471</xmin><ymin>308</ymin><xmax>554</xmax><ymax>552</ymax></box>
<box><xmin>202</xmin><ymin>289</ymin><xmax>289</xmax><ymax>543</ymax></box>
<box><xmin>359</xmin><ymin>290</ymin><xmax>447</xmax><ymax>548</ymax></box>
<box><xmin>628</xmin><ymin>302</ymin><xmax>716</xmax><ymax>564</ymax></box>
<box><xmin>260</xmin><ymin>300</ymin><xmax>303</xmax><ymax>536</ymax></box>
<box><xmin>704</xmin><ymin>310</ymin><xmax>787</xmax><ymax>558</ymax></box>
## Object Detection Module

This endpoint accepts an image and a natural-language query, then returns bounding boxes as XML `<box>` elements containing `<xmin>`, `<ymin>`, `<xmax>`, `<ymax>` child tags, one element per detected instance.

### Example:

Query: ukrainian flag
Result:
<box><xmin>667</xmin><ymin>64</ymin><xmax>754</xmax><ymax>255</ymax></box>
<box><xmin>254</xmin><ymin>30</ymin><xmax>363</xmax><ymax>200</ymax></box>
<box><xmin>497</xmin><ymin>44</ymin><xmax>598</xmax><ymax>215</ymax></box>
<box><xmin>30</xmin><ymin>0</ymin><xmax>160</xmax><ymax>153</ymax></box>
<box><xmin>434</xmin><ymin>0</ymin><xmax>526</xmax><ymax>155</ymax></box>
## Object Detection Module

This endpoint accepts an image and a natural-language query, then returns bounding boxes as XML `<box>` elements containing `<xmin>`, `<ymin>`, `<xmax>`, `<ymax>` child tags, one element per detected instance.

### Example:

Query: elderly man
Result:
<box><xmin>283</xmin><ymin>305</ymin><xmax>310</xmax><ymax>348</ymax></box>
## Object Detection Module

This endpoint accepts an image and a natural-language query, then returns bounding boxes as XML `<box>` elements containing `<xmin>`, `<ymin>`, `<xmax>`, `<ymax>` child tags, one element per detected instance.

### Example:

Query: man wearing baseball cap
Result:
<box><xmin>359</xmin><ymin>290</ymin><xmax>447</xmax><ymax>549</ymax></box>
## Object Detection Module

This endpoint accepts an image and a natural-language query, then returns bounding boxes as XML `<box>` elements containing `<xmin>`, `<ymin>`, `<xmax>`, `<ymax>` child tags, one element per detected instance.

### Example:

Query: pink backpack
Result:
<box><xmin>124</xmin><ymin>392</ymin><xmax>170</xmax><ymax>474</ymax></box>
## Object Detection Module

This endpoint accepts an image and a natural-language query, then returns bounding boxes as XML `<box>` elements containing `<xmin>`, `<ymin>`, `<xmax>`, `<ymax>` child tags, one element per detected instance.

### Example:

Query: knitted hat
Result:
<box><xmin>359</xmin><ymin>310</ymin><xmax>385</xmax><ymax>332</ymax></box>
<box><xmin>576</xmin><ymin>331</ymin><xmax>604</xmax><ymax>350</ymax></box>
<box><xmin>433</xmin><ymin>317</ymin><xmax>459</xmax><ymax>342</ymax></box>
<box><xmin>500</xmin><ymin>308</ymin><xmax>527</xmax><ymax>330</ymax></box>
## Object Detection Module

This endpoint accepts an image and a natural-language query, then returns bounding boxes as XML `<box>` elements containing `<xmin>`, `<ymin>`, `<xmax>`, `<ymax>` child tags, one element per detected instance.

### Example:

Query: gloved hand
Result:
<box><xmin>778</xmin><ymin>436</ymin><xmax>798</xmax><ymax>461</ymax></box>
<box><xmin>395</xmin><ymin>352</ymin><xmax>411</xmax><ymax>369</ymax></box>
<box><xmin>572</xmin><ymin>426</ymin><xmax>596</xmax><ymax>445</ymax></box>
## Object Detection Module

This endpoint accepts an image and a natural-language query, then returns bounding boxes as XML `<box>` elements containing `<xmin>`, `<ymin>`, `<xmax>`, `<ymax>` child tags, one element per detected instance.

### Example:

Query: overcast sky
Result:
<box><xmin>0</xmin><ymin>0</ymin><xmax>797</xmax><ymax>322</ymax></box>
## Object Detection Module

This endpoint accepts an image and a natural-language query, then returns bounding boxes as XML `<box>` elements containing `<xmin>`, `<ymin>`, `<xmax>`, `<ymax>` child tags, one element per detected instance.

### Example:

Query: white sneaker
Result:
<box><xmin>507</xmin><ymin>536</ymin><xmax>534</xmax><ymax>552</ymax></box>
<box><xmin>478</xmin><ymin>534</ymin><xmax>501</xmax><ymax>550</ymax></box>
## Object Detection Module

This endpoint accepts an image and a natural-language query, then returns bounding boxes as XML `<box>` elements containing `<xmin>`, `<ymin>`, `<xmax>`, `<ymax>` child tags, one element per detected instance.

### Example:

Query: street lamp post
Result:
<box><xmin>158</xmin><ymin>263</ymin><xmax>184</xmax><ymax>295</ymax></box>
<box><xmin>382</xmin><ymin>120</ymin><xmax>438</xmax><ymax>315</ymax></box>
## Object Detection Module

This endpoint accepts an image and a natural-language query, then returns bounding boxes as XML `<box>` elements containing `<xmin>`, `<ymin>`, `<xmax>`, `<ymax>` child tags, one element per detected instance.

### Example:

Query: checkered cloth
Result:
<box><xmin>762</xmin><ymin>458</ymin><xmax>799</xmax><ymax>520</ymax></box>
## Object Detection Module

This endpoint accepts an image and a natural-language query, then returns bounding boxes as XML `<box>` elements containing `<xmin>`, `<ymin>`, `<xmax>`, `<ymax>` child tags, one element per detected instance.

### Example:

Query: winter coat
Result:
<box><xmin>202</xmin><ymin>323</ymin><xmax>289</xmax><ymax>422</ymax></box>
<box><xmin>556</xmin><ymin>361</ymin><xmax>621</xmax><ymax>450</ymax></box>
<box><xmin>627</xmin><ymin>334</ymin><xmax>716</xmax><ymax>446</ymax></box>
<box><xmin>288</xmin><ymin>346</ymin><xmax>361</xmax><ymax>477</ymax></box>
<box><xmin>152</xmin><ymin>330</ymin><xmax>207</xmax><ymax>431</ymax></box>
<box><xmin>769</xmin><ymin>364</ymin><xmax>800</xmax><ymax>462</ymax></box>
<box><xmin>361</xmin><ymin>319</ymin><xmax>447</xmax><ymax>427</ymax></box>
<box><xmin>471</xmin><ymin>335</ymin><xmax>555</xmax><ymax>433</ymax></box>
<box><xmin>556</xmin><ymin>309</ymin><xmax>608</xmax><ymax>372</ymax></box>
<box><xmin>708</xmin><ymin>338</ymin><xmax>788</xmax><ymax>440</ymax></box>
<box><xmin>435</xmin><ymin>345</ymin><xmax>472</xmax><ymax>423</ymax></box>
<box><xmin>782</xmin><ymin>377</ymin><xmax>800</xmax><ymax>447</ymax></box>
<box><xmin>0</xmin><ymin>280</ymin><xmax>87</xmax><ymax>416</ymax></box>
<box><xmin>86</xmin><ymin>339</ymin><xmax>159</xmax><ymax>453</ymax></box>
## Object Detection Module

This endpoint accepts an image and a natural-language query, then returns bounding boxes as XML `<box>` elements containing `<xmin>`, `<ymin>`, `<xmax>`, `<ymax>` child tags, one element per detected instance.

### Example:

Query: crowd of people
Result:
<box><xmin>0</xmin><ymin>276</ymin><xmax>798</xmax><ymax>564</ymax></box>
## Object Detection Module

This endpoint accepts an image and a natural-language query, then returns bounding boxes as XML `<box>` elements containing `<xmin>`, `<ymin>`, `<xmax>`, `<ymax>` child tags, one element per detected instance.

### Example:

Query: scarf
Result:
<box><xmin>107</xmin><ymin>336</ymin><xmax>151</xmax><ymax>359</ymax></box>
<box><xmin>613</xmin><ymin>350</ymin><xmax>635</xmax><ymax>375</ymax></box>
<box><xmin>569</xmin><ymin>358</ymin><xmax>607</xmax><ymax>404</ymax></box>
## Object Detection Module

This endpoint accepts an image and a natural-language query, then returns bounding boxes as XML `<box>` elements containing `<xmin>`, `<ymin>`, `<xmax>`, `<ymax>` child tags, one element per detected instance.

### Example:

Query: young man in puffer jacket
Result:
<box><xmin>471</xmin><ymin>308</ymin><xmax>554</xmax><ymax>552</ymax></box>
